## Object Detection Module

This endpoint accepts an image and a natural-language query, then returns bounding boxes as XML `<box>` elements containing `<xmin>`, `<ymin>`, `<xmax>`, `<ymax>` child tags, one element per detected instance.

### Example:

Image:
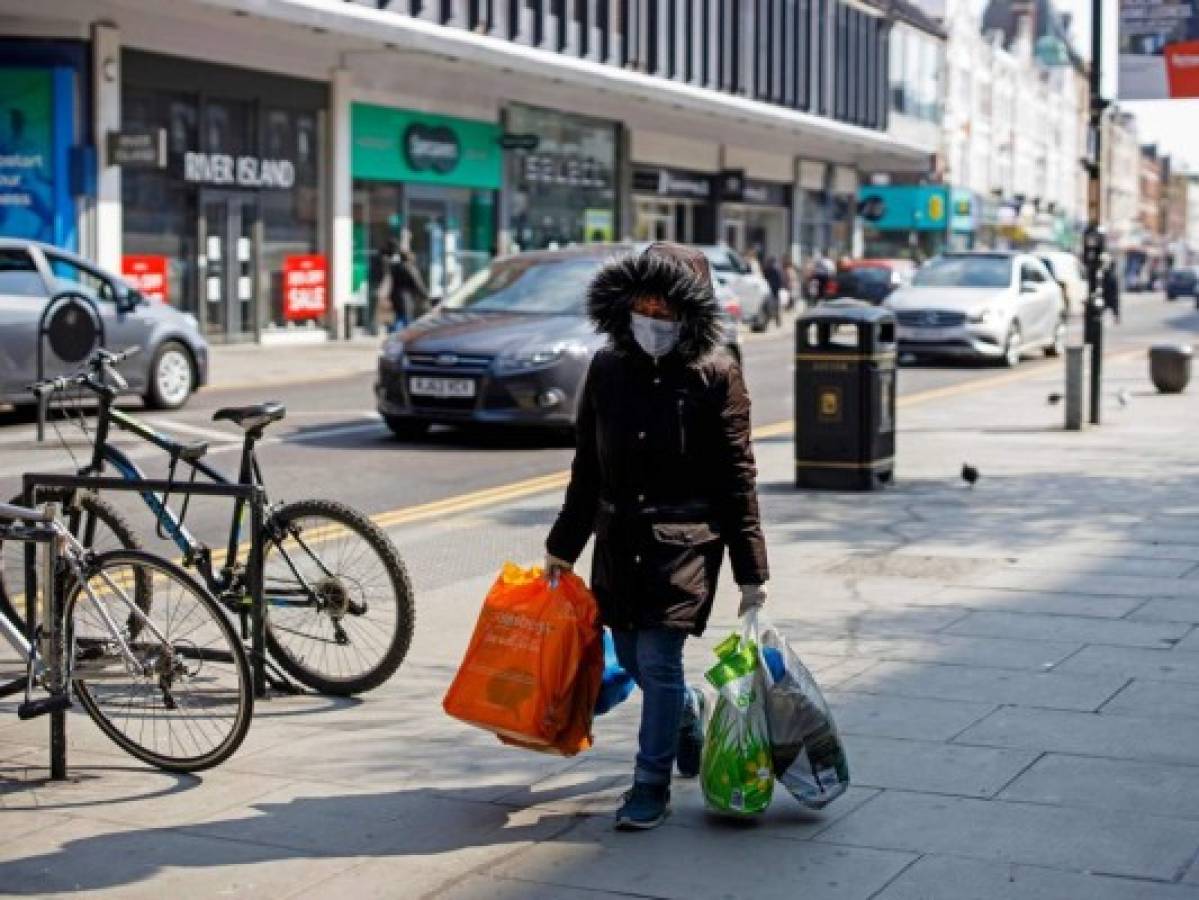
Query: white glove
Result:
<box><xmin>738</xmin><ymin>584</ymin><xmax>767</xmax><ymax>618</ymax></box>
<box><xmin>545</xmin><ymin>553</ymin><xmax>573</xmax><ymax>583</ymax></box>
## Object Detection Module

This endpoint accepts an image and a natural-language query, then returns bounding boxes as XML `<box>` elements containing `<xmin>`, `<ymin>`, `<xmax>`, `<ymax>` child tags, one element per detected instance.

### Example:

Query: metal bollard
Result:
<box><xmin>1065</xmin><ymin>346</ymin><xmax>1084</xmax><ymax>431</ymax></box>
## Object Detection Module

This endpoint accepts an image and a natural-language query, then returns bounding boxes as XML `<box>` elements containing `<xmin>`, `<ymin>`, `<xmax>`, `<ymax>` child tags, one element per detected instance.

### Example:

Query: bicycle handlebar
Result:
<box><xmin>29</xmin><ymin>346</ymin><xmax>140</xmax><ymax>398</ymax></box>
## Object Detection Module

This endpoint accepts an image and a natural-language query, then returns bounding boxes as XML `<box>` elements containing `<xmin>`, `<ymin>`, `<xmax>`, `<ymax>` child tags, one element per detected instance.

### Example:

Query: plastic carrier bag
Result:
<box><xmin>594</xmin><ymin>629</ymin><xmax>635</xmax><ymax>717</ymax></box>
<box><xmin>443</xmin><ymin>563</ymin><xmax>603</xmax><ymax>756</ymax></box>
<box><xmin>700</xmin><ymin>627</ymin><xmax>774</xmax><ymax>816</ymax></box>
<box><xmin>749</xmin><ymin>611</ymin><xmax>850</xmax><ymax>809</ymax></box>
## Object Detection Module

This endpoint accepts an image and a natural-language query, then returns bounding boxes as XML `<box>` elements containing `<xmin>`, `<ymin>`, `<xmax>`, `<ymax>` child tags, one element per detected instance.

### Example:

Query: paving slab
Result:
<box><xmin>826</xmin><ymin>691</ymin><xmax>997</xmax><ymax>742</ymax></box>
<box><xmin>1102</xmin><ymin>678</ymin><xmax>1199</xmax><ymax>719</ymax></box>
<box><xmin>835</xmin><ymin>660</ymin><xmax>1127</xmax><ymax>711</ymax></box>
<box><xmin>0</xmin><ymin>815</ymin><xmax>362</xmax><ymax>897</ymax></box>
<box><xmin>842</xmin><ymin>735</ymin><xmax>1037</xmax><ymax>798</ymax></box>
<box><xmin>957</xmin><ymin>569</ymin><xmax>1199</xmax><ymax>600</ymax></box>
<box><xmin>875</xmin><ymin>854</ymin><xmax>1199</xmax><ymax>900</ymax></box>
<box><xmin>1133</xmin><ymin>598</ymin><xmax>1199</xmax><ymax>624</ymax></box>
<box><xmin>789</xmin><ymin>633</ymin><xmax>1081</xmax><ymax>671</ymax></box>
<box><xmin>999</xmin><ymin>752</ymin><xmax>1199</xmax><ymax>819</ymax></box>
<box><xmin>956</xmin><ymin>706</ymin><xmax>1199</xmax><ymax>766</ymax></box>
<box><xmin>815</xmin><ymin>790</ymin><xmax>1199</xmax><ymax>880</ymax></box>
<box><xmin>1056</xmin><ymin>644</ymin><xmax>1199</xmax><ymax>683</ymax></box>
<box><xmin>942</xmin><ymin>609</ymin><xmax>1191</xmax><ymax>649</ymax></box>
<box><xmin>485</xmin><ymin>812</ymin><xmax>917</xmax><ymax>900</ymax></box>
<box><xmin>923</xmin><ymin>586</ymin><xmax>1145</xmax><ymax>619</ymax></box>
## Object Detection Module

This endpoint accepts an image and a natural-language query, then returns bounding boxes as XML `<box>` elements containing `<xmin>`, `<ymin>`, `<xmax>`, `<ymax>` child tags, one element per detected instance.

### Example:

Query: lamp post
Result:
<box><xmin>1082</xmin><ymin>0</ymin><xmax>1107</xmax><ymax>425</ymax></box>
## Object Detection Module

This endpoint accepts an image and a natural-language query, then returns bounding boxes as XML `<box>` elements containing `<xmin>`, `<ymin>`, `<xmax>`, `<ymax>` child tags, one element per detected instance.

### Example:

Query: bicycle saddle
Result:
<box><xmin>212</xmin><ymin>401</ymin><xmax>286</xmax><ymax>431</ymax></box>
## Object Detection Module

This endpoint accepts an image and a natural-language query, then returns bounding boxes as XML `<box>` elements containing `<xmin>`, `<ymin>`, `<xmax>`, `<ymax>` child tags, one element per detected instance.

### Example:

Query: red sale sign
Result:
<box><xmin>121</xmin><ymin>255</ymin><xmax>169</xmax><ymax>303</ymax></box>
<box><xmin>283</xmin><ymin>254</ymin><xmax>328</xmax><ymax>321</ymax></box>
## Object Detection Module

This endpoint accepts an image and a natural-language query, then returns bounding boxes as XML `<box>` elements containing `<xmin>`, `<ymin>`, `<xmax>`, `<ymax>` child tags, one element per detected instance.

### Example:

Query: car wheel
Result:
<box><xmin>384</xmin><ymin>416</ymin><xmax>429</xmax><ymax>440</ymax></box>
<box><xmin>749</xmin><ymin>313</ymin><xmax>768</xmax><ymax>333</ymax></box>
<box><xmin>1001</xmin><ymin>323</ymin><xmax>1022</xmax><ymax>368</ymax></box>
<box><xmin>1044</xmin><ymin>317</ymin><xmax>1066</xmax><ymax>357</ymax></box>
<box><xmin>144</xmin><ymin>341</ymin><xmax>195</xmax><ymax>410</ymax></box>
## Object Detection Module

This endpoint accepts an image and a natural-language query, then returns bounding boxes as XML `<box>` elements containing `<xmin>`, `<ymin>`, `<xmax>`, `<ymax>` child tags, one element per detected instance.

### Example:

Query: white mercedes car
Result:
<box><xmin>886</xmin><ymin>252</ymin><xmax>1066</xmax><ymax>367</ymax></box>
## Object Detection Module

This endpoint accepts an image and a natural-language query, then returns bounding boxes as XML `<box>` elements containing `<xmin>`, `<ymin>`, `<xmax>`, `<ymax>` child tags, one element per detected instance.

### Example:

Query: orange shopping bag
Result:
<box><xmin>443</xmin><ymin>563</ymin><xmax>602</xmax><ymax>753</ymax></box>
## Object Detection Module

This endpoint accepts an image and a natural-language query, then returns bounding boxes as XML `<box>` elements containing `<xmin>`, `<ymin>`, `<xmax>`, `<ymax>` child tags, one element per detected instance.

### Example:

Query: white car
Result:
<box><xmin>1039</xmin><ymin>251</ymin><xmax>1087</xmax><ymax>317</ymax></box>
<box><xmin>699</xmin><ymin>245</ymin><xmax>773</xmax><ymax>331</ymax></box>
<box><xmin>886</xmin><ymin>252</ymin><xmax>1066</xmax><ymax>367</ymax></box>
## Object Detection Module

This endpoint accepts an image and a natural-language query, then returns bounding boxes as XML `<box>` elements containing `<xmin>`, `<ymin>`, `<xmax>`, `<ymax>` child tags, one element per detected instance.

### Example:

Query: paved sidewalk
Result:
<box><xmin>206</xmin><ymin>337</ymin><xmax>383</xmax><ymax>391</ymax></box>
<box><xmin>4</xmin><ymin>331</ymin><xmax>1199</xmax><ymax>898</ymax></box>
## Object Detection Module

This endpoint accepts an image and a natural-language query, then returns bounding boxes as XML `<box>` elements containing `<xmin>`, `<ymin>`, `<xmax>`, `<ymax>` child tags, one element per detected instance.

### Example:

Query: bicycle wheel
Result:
<box><xmin>262</xmin><ymin>499</ymin><xmax>413</xmax><ymax>696</ymax></box>
<box><xmin>67</xmin><ymin>549</ymin><xmax>253</xmax><ymax>773</ymax></box>
<box><xmin>0</xmin><ymin>490</ymin><xmax>148</xmax><ymax>633</ymax></box>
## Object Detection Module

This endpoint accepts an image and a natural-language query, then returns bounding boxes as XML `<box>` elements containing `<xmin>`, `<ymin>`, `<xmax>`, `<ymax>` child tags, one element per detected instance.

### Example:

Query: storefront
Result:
<box><xmin>121</xmin><ymin>50</ymin><xmax>327</xmax><ymax>343</ymax></box>
<box><xmin>504</xmin><ymin>104</ymin><xmax>620</xmax><ymax>250</ymax></box>
<box><xmin>352</xmin><ymin>103</ymin><xmax>501</xmax><ymax>314</ymax></box>
<box><xmin>631</xmin><ymin>165</ymin><xmax>717</xmax><ymax>245</ymax></box>
<box><xmin>948</xmin><ymin>188</ymin><xmax>976</xmax><ymax>251</ymax></box>
<box><xmin>857</xmin><ymin>184</ymin><xmax>950</xmax><ymax>259</ymax></box>
<box><xmin>719</xmin><ymin>173</ymin><xmax>792</xmax><ymax>261</ymax></box>
<box><xmin>0</xmin><ymin>39</ymin><xmax>89</xmax><ymax>251</ymax></box>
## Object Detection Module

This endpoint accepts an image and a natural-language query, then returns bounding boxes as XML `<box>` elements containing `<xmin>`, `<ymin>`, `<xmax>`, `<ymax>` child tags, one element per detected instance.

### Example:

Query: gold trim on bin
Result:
<box><xmin>795</xmin><ymin>352</ymin><xmax>897</xmax><ymax>363</ymax></box>
<box><xmin>795</xmin><ymin>457</ymin><xmax>895</xmax><ymax>470</ymax></box>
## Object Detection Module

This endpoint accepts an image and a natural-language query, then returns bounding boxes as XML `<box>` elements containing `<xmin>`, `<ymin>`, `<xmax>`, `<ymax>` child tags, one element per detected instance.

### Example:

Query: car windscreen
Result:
<box><xmin>848</xmin><ymin>267</ymin><xmax>891</xmax><ymax>285</ymax></box>
<box><xmin>440</xmin><ymin>257</ymin><xmax>598</xmax><ymax>314</ymax></box>
<box><xmin>0</xmin><ymin>248</ymin><xmax>45</xmax><ymax>296</ymax></box>
<box><xmin>912</xmin><ymin>256</ymin><xmax>1012</xmax><ymax>289</ymax></box>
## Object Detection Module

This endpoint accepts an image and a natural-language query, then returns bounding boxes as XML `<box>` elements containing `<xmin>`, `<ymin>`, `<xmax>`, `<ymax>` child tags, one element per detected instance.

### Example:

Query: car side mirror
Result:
<box><xmin>1020</xmin><ymin>281</ymin><xmax>1038</xmax><ymax>294</ymax></box>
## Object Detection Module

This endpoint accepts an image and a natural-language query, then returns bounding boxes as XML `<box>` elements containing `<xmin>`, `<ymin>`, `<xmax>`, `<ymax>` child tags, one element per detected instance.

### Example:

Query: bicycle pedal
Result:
<box><xmin>17</xmin><ymin>694</ymin><xmax>72</xmax><ymax>720</ymax></box>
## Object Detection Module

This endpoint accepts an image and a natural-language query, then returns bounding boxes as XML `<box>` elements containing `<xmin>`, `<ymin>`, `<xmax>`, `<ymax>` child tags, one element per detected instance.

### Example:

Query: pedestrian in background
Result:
<box><xmin>763</xmin><ymin>255</ymin><xmax>785</xmax><ymax>327</ymax></box>
<box><xmin>1102</xmin><ymin>254</ymin><xmax>1122</xmax><ymax>325</ymax></box>
<box><xmin>378</xmin><ymin>239</ymin><xmax>430</xmax><ymax>332</ymax></box>
<box><xmin>545</xmin><ymin>242</ymin><xmax>770</xmax><ymax>832</ymax></box>
<box><xmin>781</xmin><ymin>253</ymin><xmax>802</xmax><ymax>311</ymax></box>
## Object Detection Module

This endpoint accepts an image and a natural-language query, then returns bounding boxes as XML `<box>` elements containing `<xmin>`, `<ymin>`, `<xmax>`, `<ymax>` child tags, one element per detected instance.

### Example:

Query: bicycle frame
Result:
<box><xmin>78</xmin><ymin>388</ymin><xmax>266</xmax><ymax>597</ymax></box>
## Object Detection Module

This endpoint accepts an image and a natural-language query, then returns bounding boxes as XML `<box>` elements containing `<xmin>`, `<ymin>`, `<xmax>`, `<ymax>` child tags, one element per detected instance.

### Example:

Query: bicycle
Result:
<box><xmin>0</xmin><ymin>348</ymin><xmax>415</xmax><ymax>696</ymax></box>
<box><xmin>0</xmin><ymin>501</ymin><xmax>252</xmax><ymax>772</ymax></box>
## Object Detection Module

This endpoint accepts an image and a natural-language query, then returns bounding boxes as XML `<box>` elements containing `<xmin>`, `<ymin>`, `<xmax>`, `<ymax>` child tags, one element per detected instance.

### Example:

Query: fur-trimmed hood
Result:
<box><xmin>586</xmin><ymin>249</ymin><xmax>723</xmax><ymax>363</ymax></box>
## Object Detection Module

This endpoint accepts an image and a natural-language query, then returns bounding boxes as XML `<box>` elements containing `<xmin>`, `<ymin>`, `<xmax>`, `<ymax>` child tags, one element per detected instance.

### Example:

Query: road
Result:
<box><xmin>0</xmin><ymin>292</ymin><xmax>1191</xmax><ymax>573</ymax></box>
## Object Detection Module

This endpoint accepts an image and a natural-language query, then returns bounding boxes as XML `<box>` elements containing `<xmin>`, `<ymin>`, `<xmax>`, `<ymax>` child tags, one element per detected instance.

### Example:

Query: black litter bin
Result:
<box><xmin>795</xmin><ymin>301</ymin><xmax>897</xmax><ymax>490</ymax></box>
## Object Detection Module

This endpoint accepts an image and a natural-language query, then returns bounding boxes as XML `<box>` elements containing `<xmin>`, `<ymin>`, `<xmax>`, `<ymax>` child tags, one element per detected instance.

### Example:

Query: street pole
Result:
<box><xmin>1083</xmin><ymin>0</ymin><xmax>1106</xmax><ymax>425</ymax></box>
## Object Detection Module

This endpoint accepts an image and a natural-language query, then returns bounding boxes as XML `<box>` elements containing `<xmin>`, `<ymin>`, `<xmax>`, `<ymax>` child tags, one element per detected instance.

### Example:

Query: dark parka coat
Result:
<box><xmin>546</xmin><ymin>245</ymin><xmax>769</xmax><ymax>636</ymax></box>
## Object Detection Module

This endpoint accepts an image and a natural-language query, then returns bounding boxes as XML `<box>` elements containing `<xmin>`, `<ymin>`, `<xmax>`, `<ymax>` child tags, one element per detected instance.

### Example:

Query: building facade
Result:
<box><xmin>938</xmin><ymin>0</ymin><xmax>1085</xmax><ymax>251</ymax></box>
<box><xmin>0</xmin><ymin>0</ymin><xmax>932</xmax><ymax>343</ymax></box>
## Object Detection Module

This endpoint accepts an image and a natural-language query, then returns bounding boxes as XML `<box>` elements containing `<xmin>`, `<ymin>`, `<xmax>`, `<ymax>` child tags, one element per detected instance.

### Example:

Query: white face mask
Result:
<box><xmin>630</xmin><ymin>312</ymin><xmax>681</xmax><ymax>359</ymax></box>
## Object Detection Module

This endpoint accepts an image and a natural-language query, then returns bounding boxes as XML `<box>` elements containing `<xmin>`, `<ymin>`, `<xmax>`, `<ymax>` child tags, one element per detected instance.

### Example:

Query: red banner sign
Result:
<box><xmin>282</xmin><ymin>254</ymin><xmax>328</xmax><ymax>321</ymax></box>
<box><xmin>121</xmin><ymin>255</ymin><xmax>169</xmax><ymax>303</ymax></box>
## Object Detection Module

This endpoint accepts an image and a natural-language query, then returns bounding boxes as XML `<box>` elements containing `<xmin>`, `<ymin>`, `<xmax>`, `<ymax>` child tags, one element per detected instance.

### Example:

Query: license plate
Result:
<box><xmin>898</xmin><ymin>326</ymin><xmax>958</xmax><ymax>342</ymax></box>
<box><xmin>408</xmin><ymin>377</ymin><xmax>476</xmax><ymax>399</ymax></box>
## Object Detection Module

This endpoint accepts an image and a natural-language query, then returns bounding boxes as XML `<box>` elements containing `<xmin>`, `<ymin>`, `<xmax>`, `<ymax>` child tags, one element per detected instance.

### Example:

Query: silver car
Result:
<box><xmin>0</xmin><ymin>239</ymin><xmax>208</xmax><ymax>409</ymax></box>
<box><xmin>886</xmin><ymin>252</ymin><xmax>1066</xmax><ymax>367</ymax></box>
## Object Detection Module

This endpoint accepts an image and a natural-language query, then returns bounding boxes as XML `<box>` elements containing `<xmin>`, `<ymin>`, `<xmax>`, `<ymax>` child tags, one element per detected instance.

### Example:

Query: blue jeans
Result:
<box><xmin>611</xmin><ymin>628</ymin><xmax>688</xmax><ymax>786</ymax></box>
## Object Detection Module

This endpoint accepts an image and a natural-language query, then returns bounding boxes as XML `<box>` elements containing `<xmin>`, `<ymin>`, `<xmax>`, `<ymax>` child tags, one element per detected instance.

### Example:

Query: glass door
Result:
<box><xmin>199</xmin><ymin>191</ymin><xmax>258</xmax><ymax>341</ymax></box>
<box><xmin>406</xmin><ymin>186</ymin><xmax>471</xmax><ymax>300</ymax></box>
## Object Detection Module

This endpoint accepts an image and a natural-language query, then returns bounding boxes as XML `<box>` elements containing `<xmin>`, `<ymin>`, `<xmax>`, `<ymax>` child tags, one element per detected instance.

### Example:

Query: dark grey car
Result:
<box><xmin>0</xmin><ymin>239</ymin><xmax>208</xmax><ymax>409</ymax></box>
<box><xmin>375</xmin><ymin>245</ymin><xmax>740</xmax><ymax>438</ymax></box>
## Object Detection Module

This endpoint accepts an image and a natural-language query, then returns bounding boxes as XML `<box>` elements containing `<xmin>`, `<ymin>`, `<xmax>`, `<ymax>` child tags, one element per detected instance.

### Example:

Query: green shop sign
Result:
<box><xmin>351</xmin><ymin>103</ymin><xmax>502</xmax><ymax>190</ymax></box>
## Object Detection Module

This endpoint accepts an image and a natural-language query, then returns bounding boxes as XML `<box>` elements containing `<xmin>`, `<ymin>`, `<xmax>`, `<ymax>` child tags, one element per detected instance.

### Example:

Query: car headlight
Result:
<box><xmin>380</xmin><ymin>337</ymin><xmax>404</xmax><ymax>363</ymax></box>
<box><xmin>495</xmin><ymin>342</ymin><xmax>586</xmax><ymax>374</ymax></box>
<box><xmin>967</xmin><ymin>308</ymin><xmax>996</xmax><ymax>324</ymax></box>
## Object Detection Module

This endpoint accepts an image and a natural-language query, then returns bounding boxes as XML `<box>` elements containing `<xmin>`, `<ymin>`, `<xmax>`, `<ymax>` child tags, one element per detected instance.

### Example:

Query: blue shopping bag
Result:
<box><xmin>594</xmin><ymin>629</ymin><xmax>635</xmax><ymax>716</ymax></box>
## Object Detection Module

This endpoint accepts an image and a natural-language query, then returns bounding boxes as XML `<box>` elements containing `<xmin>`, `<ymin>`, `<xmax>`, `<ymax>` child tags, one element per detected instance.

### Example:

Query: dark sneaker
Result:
<box><xmin>615</xmin><ymin>781</ymin><xmax>671</xmax><ymax>831</ymax></box>
<box><xmin>676</xmin><ymin>686</ymin><xmax>705</xmax><ymax>778</ymax></box>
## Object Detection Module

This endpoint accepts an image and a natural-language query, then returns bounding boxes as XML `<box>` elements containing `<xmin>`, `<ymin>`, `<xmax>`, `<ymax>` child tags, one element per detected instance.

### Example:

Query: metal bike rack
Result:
<box><xmin>17</xmin><ymin>509</ymin><xmax>66</xmax><ymax>779</ymax></box>
<box><xmin>23</xmin><ymin>473</ymin><xmax>271</xmax><ymax>702</ymax></box>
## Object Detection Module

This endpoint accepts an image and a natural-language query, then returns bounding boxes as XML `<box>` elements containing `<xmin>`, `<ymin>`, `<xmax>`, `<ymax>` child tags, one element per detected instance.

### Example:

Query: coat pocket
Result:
<box><xmin>648</xmin><ymin>522</ymin><xmax>723</xmax><ymax>608</ymax></box>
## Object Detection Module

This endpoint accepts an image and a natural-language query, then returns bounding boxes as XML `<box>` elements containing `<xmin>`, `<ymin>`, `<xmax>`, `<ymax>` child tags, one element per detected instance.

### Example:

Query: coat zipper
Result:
<box><xmin>677</xmin><ymin>397</ymin><xmax>687</xmax><ymax>455</ymax></box>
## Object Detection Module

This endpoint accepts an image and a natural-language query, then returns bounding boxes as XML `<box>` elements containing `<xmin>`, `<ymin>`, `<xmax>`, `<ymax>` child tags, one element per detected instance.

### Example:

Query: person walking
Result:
<box><xmin>763</xmin><ymin>255</ymin><xmax>785</xmax><ymax>327</ymax></box>
<box><xmin>379</xmin><ymin>239</ymin><xmax>430</xmax><ymax>331</ymax></box>
<box><xmin>781</xmin><ymin>253</ymin><xmax>802</xmax><ymax>311</ymax></box>
<box><xmin>1102</xmin><ymin>254</ymin><xmax>1122</xmax><ymax>325</ymax></box>
<box><xmin>544</xmin><ymin>242</ymin><xmax>771</xmax><ymax>831</ymax></box>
